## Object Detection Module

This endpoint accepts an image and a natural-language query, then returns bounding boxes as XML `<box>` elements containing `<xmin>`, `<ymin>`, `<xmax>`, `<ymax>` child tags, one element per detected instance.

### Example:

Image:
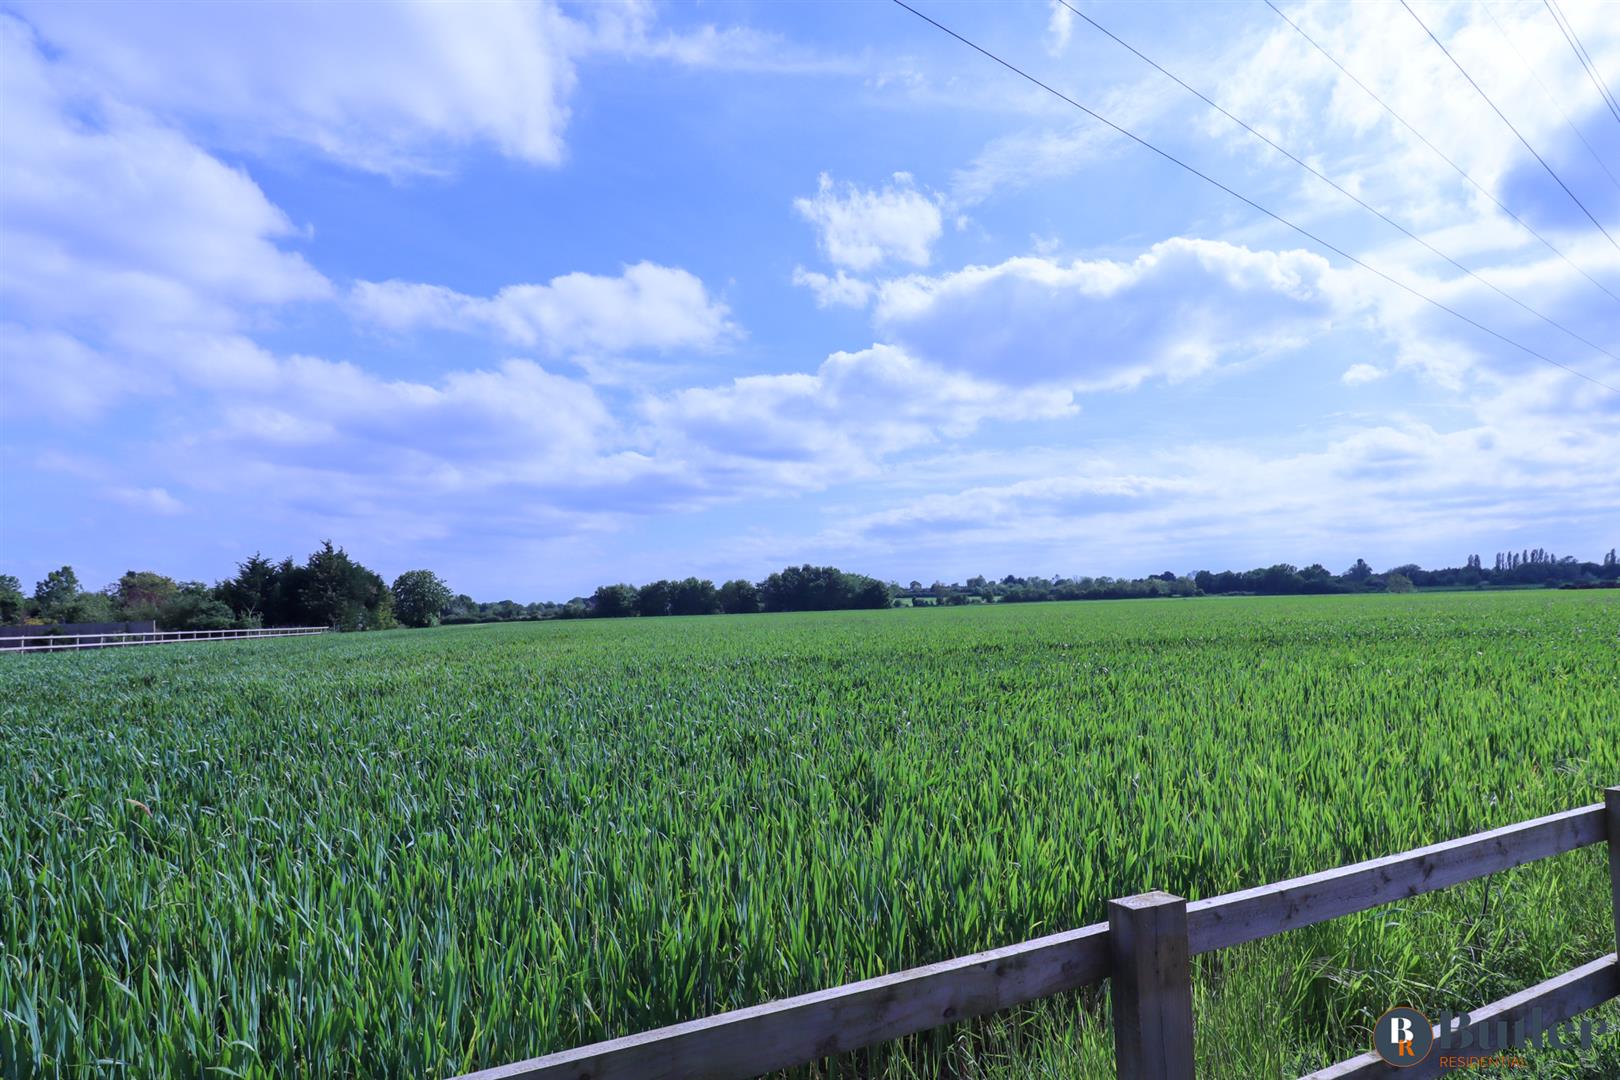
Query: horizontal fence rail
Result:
<box><xmin>467</xmin><ymin>926</ymin><xmax>1110</xmax><ymax>1080</ymax></box>
<box><xmin>1185</xmin><ymin>803</ymin><xmax>1608</xmax><ymax>954</ymax></box>
<box><xmin>0</xmin><ymin>626</ymin><xmax>329</xmax><ymax>652</ymax></box>
<box><xmin>458</xmin><ymin>787</ymin><xmax>1620</xmax><ymax>1080</ymax></box>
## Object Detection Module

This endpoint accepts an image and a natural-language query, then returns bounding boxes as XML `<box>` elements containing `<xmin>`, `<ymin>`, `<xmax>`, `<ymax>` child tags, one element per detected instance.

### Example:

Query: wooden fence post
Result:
<box><xmin>1109</xmin><ymin>890</ymin><xmax>1196</xmax><ymax>1080</ymax></box>
<box><xmin>1607</xmin><ymin>786</ymin><xmax>1620</xmax><ymax>960</ymax></box>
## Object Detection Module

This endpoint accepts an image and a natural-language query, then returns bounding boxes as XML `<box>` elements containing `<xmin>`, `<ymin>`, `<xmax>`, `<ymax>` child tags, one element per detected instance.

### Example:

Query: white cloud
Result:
<box><xmin>168</xmin><ymin>355</ymin><xmax>630</xmax><ymax>532</ymax></box>
<box><xmin>351</xmin><ymin>263</ymin><xmax>735</xmax><ymax>355</ymax></box>
<box><xmin>1047</xmin><ymin>1</ymin><xmax>1075</xmax><ymax>56</ymax></box>
<box><xmin>1215</xmin><ymin>0</ymin><xmax>1620</xmax><ymax>232</ymax></box>
<box><xmin>0</xmin><ymin>16</ymin><xmax>330</xmax><ymax>417</ymax></box>
<box><xmin>1</xmin><ymin>327</ymin><xmax>136</xmax><ymax>421</ymax></box>
<box><xmin>874</xmin><ymin>237</ymin><xmax>1352</xmax><ymax>390</ymax></box>
<box><xmin>0</xmin><ymin>16</ymin><xmax>328</xmax><ymax>315</ymax></box>
<box><xmin>1341</xmin><ymin>362</ymin><xmax>1387</xmax><ymax>385</ymax></box>
<box><xmin>10</xmin><ymin>0</ymin><xmax>863</xmax><ymax>178</ymax></box>
<box><xmin>821</xmin><ymin>387</ymin><xmax>1620</xmax><ymax>568</ymax></box>
<box><xmin>584</xmin><ymin>2</ymin><xmax>861</xmax><ymax>75</ymax></box>
<box><xmin>794</xmin><ymin>172</ymin><xmax>943</xmax><ymax>271</ymax></box>
<box><xmin>792</xmin><ymin>267</ymin><xmax>874</xmax><ymax>308</ymax></box>
<box><xmin>160</xmin><ymin>340</ymin><xmax>1062</xmax><ymax>532</ymax></box>
<box><xmin>109</xmin><ymin>486</ymin><xmax>185</xmax><ymax>516</ymax></box>
<box><xmin>11</xmin><ymin>1</ymin><xmax>580</xmax><ymax>175</ymax></box>
<box><xmin>643</xmin><ymin>344</ymin><xmax>1074</xmax><ymax>492</ymax></box>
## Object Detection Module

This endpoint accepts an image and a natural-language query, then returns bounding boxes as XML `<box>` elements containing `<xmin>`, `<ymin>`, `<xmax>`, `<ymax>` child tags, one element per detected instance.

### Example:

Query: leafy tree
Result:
<box><xmin>299</xmin><ymin>542</ymin><xmax>391</xmax><ymax>630</ymax></box>
<box><xmin>391</xmin><ymin>570</ymin><xmax>453</xmax><ymax>628</ymax></box>
<box><xmin>670</xmin><ymin>577</ymin><xmax>720</xmax><ymax>616</ymax></box>
<box><xmin>718</xmin><ymin>579</ymin><xmax>759</xmax><ymax>614</ymax></box>
<box><xmin>1258</xmin><ymin>564</ymin><xmax>1301</xmax><ymax>594</ymax></box>
<box><xmin>34</xmin><ymin>566</ymin><xmax>82</xmax><ymax>623</ymax></box>
<box><xmin>301</xmin><ymin>542</ymin><xmax>352</xmax><ymax>627</ymax></box>
<box><xmin>1299</xmin><ymin>563</ymin><xmax>1334</xmax><ymax>586</ymax></box>
<box><xmin>1385</xmin><ymin>572</ymin><xmax>1415</xmax><ymax>594</ymax></box>
<box><xmin>73</xmin><ymin>592</ymin><xmax>119</xmax><ymax>623</ymax></box>
<box><xmin>591</xmin><ymin>584</ymin><xmax>639</xmax><ymax>618</ymax></box>
<box><xmin>217</xmin><ymin>554</ymin><xmax>281</xmax><ymax>624</ymax></box>
<box><xmin>0</xmin><ymin>574</ymin><xmax>23</xmax><ymax>624</ymax></box>
<box><xmin>850</xmin><ymin>575</ymin><xmax>893</xmax><ymax>609</ymax></box>
<box><xmin>760</xmin><ymin>565</ymin><xmax>836</xmax><ymax>611</ymax></box>
<box><xmin>161</xmin><ymin>583</ymin><xmax>236</xmax><ymax>630</ymax></box>
<box><xmin>1344</xmin><ymin>558</ymin><xmax>1374</xmax><ymax>585</ymax></box>
<box><xmin>371</xmin><ymin>589</ymin><xmax>397</xmax><ymax>630</ymax></box>
<box><xmin>637</xmin><ymin>580</ymin><xmax>674</xmax><ymax>617</ymax></box>
<box><xmin>116</xmin><ymin>571</ymin><xmax>178</xmax><ymax>621</ymax></box>
<box><xmin>758</xmin><ymin>565</ymin><xmax>891</xmax><ymax>612</ymax></box>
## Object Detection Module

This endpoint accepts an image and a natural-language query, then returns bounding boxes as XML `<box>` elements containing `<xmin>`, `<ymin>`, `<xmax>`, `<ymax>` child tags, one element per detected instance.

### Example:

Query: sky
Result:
<box><xmin>1</xmin><ymin>0</ymin><xmax>1618</xmax><ymax>601</ymax></box>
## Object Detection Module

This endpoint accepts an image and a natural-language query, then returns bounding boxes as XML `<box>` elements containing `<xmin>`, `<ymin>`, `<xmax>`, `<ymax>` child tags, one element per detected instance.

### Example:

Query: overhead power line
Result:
<box><xmin>1265</xmin><ymin>0</ymin><xmax>1620</xmax><ymax>309</ymax></box>
<box><xmin>1056</xmin><ymin>0</ymin><xmax>1620</xmax><ymax>364</ymax></box>
<box><xmin>1483</xmin><ymin>1</ymin><xmax>1620</xmax><ymax>194</ymax></box>
<box><xmin>1400</xmin><ymin>0</ymin><xmax>1620</xmax><ymax>253</ymax></box>
<box><xmin>887</xmin><ymin>0</ymin><xmax>1619</xmax><ymax>394</ymax></box>
<box><xmin>1543</xmin><ymin>0</ymin><xmax>1620</xmax><ymax>131</ymax></box>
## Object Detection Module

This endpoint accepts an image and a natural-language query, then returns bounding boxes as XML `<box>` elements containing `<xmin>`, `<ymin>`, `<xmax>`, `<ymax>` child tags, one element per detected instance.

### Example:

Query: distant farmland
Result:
<box><xmin>3</xmin><ymin>592</ymin><xmax>1617</xmax><ymax>1078</ymax></box>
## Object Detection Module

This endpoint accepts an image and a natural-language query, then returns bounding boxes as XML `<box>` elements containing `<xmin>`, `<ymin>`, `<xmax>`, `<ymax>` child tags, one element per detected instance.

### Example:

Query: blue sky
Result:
<box><xmin>2</xmin><ymin>0</ymin><xmax>1617</xmax><ymax>600</ymax></box>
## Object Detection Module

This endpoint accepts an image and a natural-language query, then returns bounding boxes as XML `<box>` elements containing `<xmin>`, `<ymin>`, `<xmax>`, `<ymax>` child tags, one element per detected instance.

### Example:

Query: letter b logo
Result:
<box><xmin>1374</xmin><ymin>1007</ymin><xmax>1434</xmax><ymax>1066</ymax></box>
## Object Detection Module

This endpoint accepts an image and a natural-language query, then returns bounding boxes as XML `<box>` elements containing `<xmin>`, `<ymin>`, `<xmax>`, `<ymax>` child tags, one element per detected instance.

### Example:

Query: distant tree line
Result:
<box><xmin>897</xmin><ymin>548</ymin><xmax>1618</xmax><ymax>606</ymax></box>
<box><xmin>1190</xmin><ymin>549</ymin><xmax>1618</xmax><ymax>595</ymax></box>
<box><xmin>4</xmin><ymin>547</ymin><xmax>1613</xmax><ymax>632</ymax></box>
<box><xmin>1</xmin><ymin>542</ymin><xmax>455</xmax><ymax>632</ymax></box>
<box><xmin>585</xmin><ymin>565</ymin><xmax>892</xmax><ymax>619</ymax></box>
<box><xmin>438</xmin><ymin>596</ymin><xmax>574</xmax><ymax>624</ymax></box>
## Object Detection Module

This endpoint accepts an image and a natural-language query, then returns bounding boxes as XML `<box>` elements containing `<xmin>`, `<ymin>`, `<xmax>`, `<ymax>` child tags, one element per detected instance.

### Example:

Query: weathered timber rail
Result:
<box><xmin>457</xmin><ymin>787</ymin><xmax>1620</xmax><ymax>1080</ymax></box>
<box><xmin>0</xmin><ymin>626</ymin><xmax>329</xmax><ymax>652</ymax></box>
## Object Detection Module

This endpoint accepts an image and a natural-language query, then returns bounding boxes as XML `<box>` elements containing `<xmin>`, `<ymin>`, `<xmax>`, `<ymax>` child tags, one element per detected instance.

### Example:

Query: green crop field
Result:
<box><xmin>3</xmin><ymin>591</ymin><xmax>1617</xmax><ymax>1079</ymax></box>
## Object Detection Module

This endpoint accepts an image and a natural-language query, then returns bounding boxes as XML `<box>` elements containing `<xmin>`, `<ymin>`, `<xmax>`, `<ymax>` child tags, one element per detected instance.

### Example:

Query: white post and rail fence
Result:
<box><xmin>0</xmin><ymin>626</ymin><xmax>329</xmax><ymax>652</ymax></box>
<box><xmin>459</xmin><ymin>786</ymin><xmax>1620</xmax><ymax>1080</ymax></box>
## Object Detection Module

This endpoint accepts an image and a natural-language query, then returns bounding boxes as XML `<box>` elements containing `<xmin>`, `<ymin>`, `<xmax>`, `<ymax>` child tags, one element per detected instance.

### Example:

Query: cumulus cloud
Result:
<box><xmin>223</xmin><ymin>355</ymin><xmax>610</xmax><ymax>465</ymax></box>
<box><xmin>874</xmin><ymin>238</ymin><xmax>1350</xmax><ymax>390</ymax></box>
<box><xmin>1216</xmin><ymin>0</ymin><xmax>1620</xmax><ymax>233</ymax></box>
<box><xmin>8</xmin><ymin>0</ymin><xmax>862</xmax><ymax>178</ymax></box>
<box><xmin>642</xmin><ymin>344</ymin><xmax>1074</xmax><ymax>491</ymax></box>
<box><xmin>821</xmin><ymin>380</ymin><xmax>1620</xmax><ymax>568</ymax></box>
<box><xmin>794</xmin><ymin>172</ymin><xmax>943</xmax><ymax>271</ymax></box>
<box><xmin>156</xmin><ymin>341</ymin><xmax>1074</xmax><ymax>531</ymax></box>
<box><xmin>10</xmin><ymin>0</ymin><xmax>581</xmax><ymax>174</ymax></box>
<box><xmin>0</xmin><ymin>15</ymin><xmax>330</xmax><ymax>416</ymax></box>
<box><xmin>162</xmin><ymin>354</ymin><xmax>637</xmax><ymax>540</ymax></box>
<box><xmin>1341</xmin><ymin>362</ymin><xmax>1387</xmax><ymax>386</ymax></box>
<box><xmin>350</xmin><ymin>263</ymin><xmax>735</xmax><ymax>355</ymax></box>
<box><xmin>791</xmin><ymin>267</ymin><xmax>874</xmax><ymax>308</ymax></box>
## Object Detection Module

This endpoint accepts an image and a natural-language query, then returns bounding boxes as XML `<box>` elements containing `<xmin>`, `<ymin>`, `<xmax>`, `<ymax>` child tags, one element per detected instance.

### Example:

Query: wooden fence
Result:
<box><xmin>458</xmin><ymin>787</ymin><xmax>1620</xmax><ymax>1080</ymax></box>
<box><xmin>0</xmin><ymin>626</ymin><xmax>329</xmax><ymax>652</ymax></box>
